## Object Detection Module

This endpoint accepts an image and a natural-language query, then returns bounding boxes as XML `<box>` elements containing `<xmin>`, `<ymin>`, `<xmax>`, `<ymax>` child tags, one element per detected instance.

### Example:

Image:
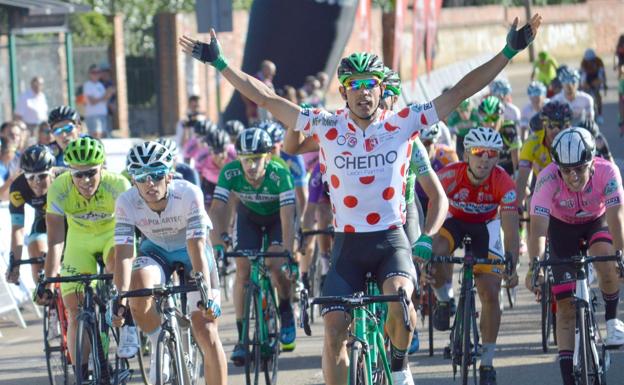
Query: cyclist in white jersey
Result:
<box><xmin>112</xmin><ymin>141</ymin><xmax>226</xmax><ymax>385</ymax></box>
<box><xmin>490</xmin><ymin>79</ymin><xmax>521</xmax><ymax>125</ymax></box>
<box><xmin>551</xmin><ymin>67</ymin><xmax>595</xmax><ymax>124</ymax></box>
<box><xmin>520</xmin><ymin>81</ymin><xmax>548</xmax><ymax>138</ymax></box>
<box><xmin>179</xmin><ymin>14</ymin><xmax>541</xmax><ymax>385</ymax></box>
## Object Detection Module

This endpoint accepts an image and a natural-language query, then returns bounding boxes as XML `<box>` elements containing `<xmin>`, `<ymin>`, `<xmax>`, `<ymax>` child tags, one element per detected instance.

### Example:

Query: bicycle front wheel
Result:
<box><xmin>349</xmin><ymin>340</ymin><xmax>366</xmax><ymax>385</ymax></box>
<box><xmin>540</xmin><ymin>280</ymin><xmax>553</xmax><ymax>353</ymax></box>
<box><xmin>155</xmin><ymin>329</ymin><xmax>186</xmax><ymax>385</ymax></box>
<box><xmin>262</xmin><ymin>291</ymin><xmax>279</xmax><ymax>385</ymax></box>
<box><xmin>576</xmin><ymin>308</ymin><xmax>592</xmax><ymax>385</ymax></box>
<box><xmin>44</xmin><ymin>305</ymin><xmax>70</xmax><ymax>385</ymax></box>
<box><xmin>461</xmin><ymin>293</ymin><xmax>473</xmax><ymax>385</ymax></box>
<box><xmin>427</xmin><ymin>285</ymin><xmax>435</xmax><ymax>357</ymax></box>
<box><xmin>75</xmin><ymin>318</ymin><xmax>101</xmax><ymax>385</ymax></box>
<box><xmin>243</xmin><ymin>287</ymin><xmax>262</xmax><ymax>385</ymax></box>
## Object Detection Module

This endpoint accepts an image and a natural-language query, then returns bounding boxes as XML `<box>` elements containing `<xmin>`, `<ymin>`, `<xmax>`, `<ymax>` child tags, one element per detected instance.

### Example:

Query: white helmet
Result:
<box><xmin>126</xmin><ymin>141</ymin><xmax>174</xmax><ymax>174</ymax></box>
<box><xmin>157</xmin><ymin>137</ymin><xmax>179</xmax><ymax>157</ymax></box>
<box><xmin>463</xmin><ymin>127</ymin><xmax>503</xmax><ymax>151</ymax></box>
<box><xmin>551</xmin><ymin>127</ymin><xmax>595</xmax><ymax>167</ymax></box>
<box><xmin>421</xmin><ymin>122</ymin><xmax>443</xmax><ymax>142</ymax></box>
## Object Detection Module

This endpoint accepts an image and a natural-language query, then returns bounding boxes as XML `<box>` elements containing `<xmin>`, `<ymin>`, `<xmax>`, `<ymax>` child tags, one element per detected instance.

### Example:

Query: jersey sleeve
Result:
<box><xmin>410</xmin><ymin>139</ymin><xmax>433</xmax><ymax>177</ymax></box>
<box><xmin>213</xmin><ymin>164</ymin><xmax>237</xmax><ymax>203</ymax></box>
<box><xmin>114</xmin><ymin>193</ymin><xmax>136</xmax><ymax>245</ymax></box>
<box><xmin>277</xmin><ymin>167</ymin><xmax>296</xmax><ymax>207</ymax></box>
<box><xmin>8</xmin><ymin>178</ymin><xmax>26</xmax><ymax>227</ymax></box>
<box><xmin>294</xmin><ymin>108</ymin><xmax>336</xmax><ymax>139</ymax></box>
<box><xmin>519</xmin><ymin>138</ymin><xmax>536</xmax><ymax>169</ymax></box>
<box><xmin>186</xmin><ymin>184</ymin><xmax>212</xmax><ymax>240</ymax></box>
<box><xmin>530</xmin><ymin>166</ymin><xmax>558</xmax><ymax>217</ymax></box>
<box><xmin>602</xmin><ymin>162</ymin><xmax>624</xmax><ymax>208</ymax></box>
<box><xmin>495</xmin><ymin>169</ymin><xmax>518</xmax><ymax>212</ymax></box>
<box><xmin>392</xmin><ymin>101</ymin><xmax>440</xmax><ymax>139</ymax></box>
<box><xmin>287</xmin><ymin>154</ymin><xmax>307</xmax><ymax>187</ymax></box>
<box><xmin>46</xmin><ymin>175</ymin><xmax>66</xmax><ymax>217</ymax></box>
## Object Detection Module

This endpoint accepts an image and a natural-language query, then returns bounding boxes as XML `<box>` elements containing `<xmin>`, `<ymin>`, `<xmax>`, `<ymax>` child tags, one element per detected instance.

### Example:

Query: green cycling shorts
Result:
<box><xmin>59</xmin><ymin>229</ymin><xmax>115</xmax><ymax>297</ymax></box>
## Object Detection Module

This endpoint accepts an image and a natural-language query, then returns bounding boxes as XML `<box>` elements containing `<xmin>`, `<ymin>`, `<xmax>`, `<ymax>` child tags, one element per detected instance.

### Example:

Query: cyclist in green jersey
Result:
<box><xmin>447</xmin><ymin>99</ymin><xmax>480</xmax><ymax>159</ymax></box>
<box><xmin>209</xmin><ymin>128</ymin><xmax>297</xmax><ymax>364</ymax></box>
<box><xmin>38</xmin><ymin>137</ymin><xmax>131</xmax><ymax>368</ymax></box>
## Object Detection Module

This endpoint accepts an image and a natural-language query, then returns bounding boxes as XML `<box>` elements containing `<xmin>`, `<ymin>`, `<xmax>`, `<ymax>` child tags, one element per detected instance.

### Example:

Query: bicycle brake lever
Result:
<box><xmin>397</xmin><ymin>288</ymin><xmax>412</xmax><ymax>332</ymax></box>
<box><xmin>299</xmin><ymin>289</ymin><xmax>312</xmax><ymax>336</ymax></box>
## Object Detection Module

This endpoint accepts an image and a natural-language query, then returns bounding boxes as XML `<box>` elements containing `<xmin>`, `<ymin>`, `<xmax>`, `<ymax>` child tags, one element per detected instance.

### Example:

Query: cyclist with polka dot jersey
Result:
<box><xmin>428</xmin><ymin>127</ymin><xmax>520</xmax><ymax>384</ymax></box>
<box><xmin>180</xmin><ymin>15</ymin><xmax>540</xmax><ymax>384</ymax></box>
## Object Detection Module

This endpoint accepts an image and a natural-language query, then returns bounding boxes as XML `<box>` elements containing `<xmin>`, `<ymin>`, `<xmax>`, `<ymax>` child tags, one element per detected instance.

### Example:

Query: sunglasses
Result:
<box><xmin>53</xmin><ymin>124</ymin><xmax>75</xmax><ymax>136</ymax></box>
<box><xmin>481</xmin><ymin>115</ymin><xmax>500</xmax><ymax>124</ymax></box>
<box><xmin>344</xmin><ymin>78</ymin><xmax>381</xmax><ymax>91</ymax></box>
<box><xmin>545</xmin><ymin>122</ymin><xmax>563</xmax><ymax>131</ymax></box>
<box><xmin>469</xmin><ymin>147</ymin><xmax>500</xmax><ymax>158</ymax></box>
<box><xmin>70</xmin><ymin>167</ymin><xmax>99</xmax><ymax>179</ymax></box>
<box><xmin>25</xmin><ymin>172</ymin><xmax>50</xmax><ymax>182</ymax></box>
<box><xmin>559</xmin><ymin>163</ymin><xmax>590</xmax><ymax>175</ymax></box>
<box><xmin>133</xmin><ymin>170</ymin><xmax>168</xmax><ymax>184</ymax></box>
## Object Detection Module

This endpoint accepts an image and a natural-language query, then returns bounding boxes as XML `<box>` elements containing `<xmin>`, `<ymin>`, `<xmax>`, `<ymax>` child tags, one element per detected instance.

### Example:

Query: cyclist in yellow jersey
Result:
<box><xmin>38</xmin><ymin>137</ymin><xmax>131</xmax><ymax>368</ymax></box>
<box><xmin>516</xmin><ymin>101</ymin><xmax>571</xmax><ymax>207</ymax></box>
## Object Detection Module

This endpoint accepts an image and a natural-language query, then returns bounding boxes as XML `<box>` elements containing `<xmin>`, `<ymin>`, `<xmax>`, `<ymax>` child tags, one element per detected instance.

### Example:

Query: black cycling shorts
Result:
<box><xmin>548</xmin><ymin>215</ymin><xmax>612</xmax><ymax>300</ymax></box>
<box><xmin>321</xmin><ymin>228</ymin><xmax>416</xmax><ymax>315</ymax></box>
<box><xmin>233</xmin><ymin>203</ymin><xmax>282</xmax><ymax>251</ymax></box>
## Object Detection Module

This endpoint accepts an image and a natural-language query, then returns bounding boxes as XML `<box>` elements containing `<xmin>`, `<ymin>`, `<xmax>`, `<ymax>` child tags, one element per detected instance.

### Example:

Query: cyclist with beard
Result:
<box><xmin>180</xmin><ymin>15</ymin><xmax>540</xmax><ymax>384</ymax></box>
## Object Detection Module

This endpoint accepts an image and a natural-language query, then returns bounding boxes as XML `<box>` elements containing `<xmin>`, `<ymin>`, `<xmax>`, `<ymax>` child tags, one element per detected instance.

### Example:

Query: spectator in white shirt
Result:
<box><xmin>83</xmin><ymin>64</ymin><xmax>115</xmax><ymax>138</ymax></box>
<box><xmin>14</xmin><ymin>76</ymin><xmax>48</xmax><ymax>130</ymax></box>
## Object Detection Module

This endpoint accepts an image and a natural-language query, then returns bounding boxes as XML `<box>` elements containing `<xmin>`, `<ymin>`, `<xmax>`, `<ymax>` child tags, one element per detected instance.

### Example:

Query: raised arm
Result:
<box><xmin>433</xmin><ymin>15</ymin><xmax>542</xmax><ymax>119</ymax></box>
<box><xmin>180</xmin><ymin>30</ymin><xmax>301</xmax><ymax>128</ymax></box>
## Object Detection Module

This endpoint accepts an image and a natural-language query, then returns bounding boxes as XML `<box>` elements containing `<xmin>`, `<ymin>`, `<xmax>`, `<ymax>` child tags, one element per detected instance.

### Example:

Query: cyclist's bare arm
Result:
<box><xmin>516</xmin><ymin>167</ymin><xmax>532</xmax><ymax>206</ymax></box>
<box><xmin>284</xmin><ymin>130</ymin><xmax>319</xmax><ymax>155</ymax></box>
<box><xmin>416</xmin><ymin>173</ymin><xmax>448</xmax><ymax>237</ymax></box>
<box><xmin>605</xmin><ymin>204</ymin><xmax>624</xmax><ymax>251</ymax></box>
<box><xmin>209</xmin><ymin>199</ymin><xmax>230</xmax><ymax>247</ymax></box>
<box><xmin>44</xmin><ymin>213</ymin><xmax>65</xmax><ymax>281</ymax></box>
<box><xmin>280</xmin><ymin>203</ymin><xmax>296</xmax><ymax>254</ymax></box>
<box><xmin>433</xmin><ymin>14</ymin><xmax>541</xmax><ymax>119</ymax></box>
<box><xmin>10</xmin><ymin>224</ymin><xmax>25</xmax><ymax>262</ymax></box>
<box><xmin>501</xmin><ymin>209</ymin><xmax>520</xmax><ymax>265</ymax></box>
<box><xmin>187</xmin><ymin>237</ymin><xmax>212</xmax><ymax>297</ymax></box>
<box><xmin>511</xmin><ymin>149</ymin><xmax>519</xmax><ymax>174</ymax></box>
<box><xmin>114</xmin><ymin>244</ymin><xmax>135</xmax><ymax>295</ymax></box>
<box><xmin>528</xmin><ymin>214</ymin><xmax>549</xmax><ymax>263</ymax></box>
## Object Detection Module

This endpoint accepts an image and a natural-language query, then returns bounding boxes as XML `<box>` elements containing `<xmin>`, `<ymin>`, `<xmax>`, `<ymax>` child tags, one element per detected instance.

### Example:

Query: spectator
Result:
<box><xmin>83</xmin><ymin>64</ymin><xmax>115</xmax><ymax>138</ymax></box>
<box><xmin>0</xmin><ymin>139</ymin><xmax>19</xmax><ymax>201</ymax></box>
<box><xmin>99</xmin><ymin>62</ymin><xmax>117</xmax><ymax>128</ymax></box>
<box><xmin>302</xmin><ymin>75</ymin><xmax>323</xmax><ymax>106</ymax></box>
<box><xmin>243</xmin><ymin>60</ymin><xmax>276</xmax><ymax>123</ymax></box>
<box><xmin>280</xmin><ymin>85</ymin><xmax>298</xmax><ymax>105</ymax></box>
<box><xmin>316</xmin><ymin>71</ymin><xmax>329</xmax><ymax>90</ymax></box>
<box><xmin>1</xmin><ymin>121</ymin><xmax>23</xmax><ymax>150</ymax></box>
<box><xmin>37</xmin><ymin>122</ymin><xmax>54</xmax><ymax>145</ymax></box>
<box><xmin>175</xmin><ymin>94</ymin><xmax>206</xmax><ymax>151</ymax></box>
<box><xmin>14</xmin><ymin>76</ymin><xmax>49</xmax><ymax>132</ymax></box>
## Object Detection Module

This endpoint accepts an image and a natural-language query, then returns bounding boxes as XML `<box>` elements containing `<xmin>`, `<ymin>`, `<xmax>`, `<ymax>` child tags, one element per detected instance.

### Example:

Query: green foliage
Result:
<box><xmin>233</xmin><ymin>0</ymin><xmax>254</xmax><ymax>9</ymax></box>
<box><xmin>69</xmin><ymin>12</ymin><xmax>113</xmax><ymax>46</ymax></box>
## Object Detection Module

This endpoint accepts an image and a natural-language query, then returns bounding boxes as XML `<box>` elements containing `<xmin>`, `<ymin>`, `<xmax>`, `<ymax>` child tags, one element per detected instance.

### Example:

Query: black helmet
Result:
<box><xmin>223</xmin><ymin>120</ymin><xmax>245</xmax><ymax>137</ymax></box>
<box><xmin>205</xmin><ymin>129</ymin><xmax>230</xmax><ymax>153</ymax></box>
<box><xmin>258</xmin><ymin>120</ymin><xmax>285</xmax><ymax>144</ymax></box>
<box><xmin>577</xmin><ymin>118</ymin><xmax>600</xmax><ymax>138</ymax></box>
<box><xmin>235</xmin><ymin>128</ymin><xmax>272</xmax><ymax>155</ymax></box>
<box><xmin>529</xmin><ymin>113</ymin><xmax>543</xmax><ymax>132</ymax></box>
<box><xmin>48</xmin><ymin>105</ymin><xmax>80</xmax><ymax>126</ymax></box>
<box><xmin>541</xmin><ymin>101</ymin><xmax>572</xmax><ymax>126</ymax></box>
<box><xmin>193</xmin><ymin>119</ymin><xmax>216</xmax><ymax>136</ymax></box>
<box><xmin>20</xmin><ymin>144</ymin><xmax>55</xmax><ymax>173</ymax></box>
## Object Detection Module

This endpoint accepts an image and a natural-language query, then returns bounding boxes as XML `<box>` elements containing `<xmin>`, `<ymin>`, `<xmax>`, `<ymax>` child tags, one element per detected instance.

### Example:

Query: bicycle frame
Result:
<box><xmin>248</xmin><ymin>254</ymin><xmax>278</xmax><ymax>358</ymax></box>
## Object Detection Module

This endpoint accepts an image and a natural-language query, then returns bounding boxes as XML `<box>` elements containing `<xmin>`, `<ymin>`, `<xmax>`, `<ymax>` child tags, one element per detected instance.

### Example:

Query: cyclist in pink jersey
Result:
<box><xmin>181</xmin><ymin>15</ymin><xmax>541</xmax><ymax>385</ymax></box>
<box><xmin>194</xmin><ymin>130</ymin><xmax>236</xmax><ymax>211</ymax></box>
<box><xmin>528</xmin><ymin>127</ymin><xmax>624</xmax><ymax>385</ymax></box>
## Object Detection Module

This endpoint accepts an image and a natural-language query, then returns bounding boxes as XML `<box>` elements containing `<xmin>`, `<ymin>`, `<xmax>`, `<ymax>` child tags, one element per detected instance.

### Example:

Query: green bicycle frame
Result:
<box><xmin>349</xmin><ymin>280</ymin><xmax>393</xmax><ymax>385</ymax></box>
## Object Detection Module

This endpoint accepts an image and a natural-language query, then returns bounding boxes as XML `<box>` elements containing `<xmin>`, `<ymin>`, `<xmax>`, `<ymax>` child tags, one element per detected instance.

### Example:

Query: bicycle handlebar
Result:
<box><xmin>427</xmin><ymin>255</ymin><xmax>505</xmax><ymax>266</ymax></box>
<box><xmin>531</xmin><ymin>252</ymin><xmax>624</xmax><ymax>288</ymax></box>
<box><xmin>224</xmin><ymin>250</ymin><xmax>292</xmax><ymax>259</ymax></box>
<box><xmin>120</xmin><ymin>284</ymin><xmax>199</xmax><ymax>299</ymax></box>
<box><xmin>42</xmin><ymin>273</ymin><xmax>113</xmax><ymax>284</ymax></box>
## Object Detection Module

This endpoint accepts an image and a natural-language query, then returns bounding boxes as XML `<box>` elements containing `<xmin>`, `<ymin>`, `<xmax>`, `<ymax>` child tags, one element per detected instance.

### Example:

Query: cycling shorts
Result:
<box><xmin>548</xmin><ymin>215</ymin><xmax>612</xmax><ymax>300</ymax></box>
<box><xmin>133</xmin><ymin>239</ymin><xmax>220</xmax><ymax>309</ymax></box>
<box><xmin>308</xmin><ymin>164</ymin><xmax>330</xmax><ymax>204</ymax></box>
<box><xmin>200</xmin><ymin>179</ymin><xmax>217</xmax><ymax>208</ymax></box>
<box><xmin>60</xmin><ymin>229</ymin><xmax>115</xmax><ymax>297</ymax></box>
<box><xmin>321</xmin><ymin>228</ymin><xmax>416</xmax><ymax>315</ymax></box>
<box><xmin>438</xmin><ymin>217</ymin><xmax>505</xmax><ymax>276</ymax></box>
<box><xmin>233</xmin><ymin>203</ymin><xmax>283</xmax><ymax>250</ymax></box>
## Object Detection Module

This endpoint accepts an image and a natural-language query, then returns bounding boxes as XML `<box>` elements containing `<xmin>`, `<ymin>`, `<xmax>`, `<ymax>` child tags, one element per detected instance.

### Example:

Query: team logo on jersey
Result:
<box><xmin>454</xmin><ymin>188</ymin><xmax>469</xmax><ymax>201</ymax></box>
<box><xmin>301</xmin><ymin>108</ymin><xmax>310</xmax><ymax>117</ymax></box>
<box><xmin>534</xmin><ymin>206</ymin><xmax>550</xmax><ymax>215</ymax></box>
<box><xmin>501</xmin><ymin>190</ymin><xmax>516</xmax><ymax>204</ymax></box>
<box><xmin>559</xmin><ymin>199</ymin><xmax>574</xmax><ymax>209</ymax></box>
<box><xmin>334</xmin><ymin>151</ymin><xmax>398</xmax><ymax>170</ymax></box>
<box><xmin>365</xmin><ymin>136</ymin><xmax>379</xmax><ymax>152</ymax></box>
<box><xmin>312</xmin><ymin>115</ymin><xmax>338</xmax><ymax>126</ymax></box>
<box><xmin>604</xmin><ymin>179</ymin><xmax>618</xmax><ymax>196</ymax></box>
<box><xmin>225</xmin><ymin>168</ymin><xmax>242</xmax><ymax>180</ymax></box>
<box><xmin>606</xmin><ymin>197</ymin><xmax>620</xmax><ymax>206</ymax></box>
<box><xmin>423</xmin><ymin>101</ymin><xmax>433</xmax><ymax>110</ymax></box>
<box><xmin>337</xmin><ymin>132</ymin><xmax>357</xmax><ymax>147</ymax></box>
<box><xmin>269</xmin><ymin>171</ymin><xmax>280</xmax><ymax>183</ymax></box>
<box><xmin>10</xmin><ymin>191</ymin><xmax>25</xmax><ymax>207</ymax></box>
<box><xmin>410</xmin><ymin>104</ymin><xmax>423</xmax><ymax>113</ymax></box>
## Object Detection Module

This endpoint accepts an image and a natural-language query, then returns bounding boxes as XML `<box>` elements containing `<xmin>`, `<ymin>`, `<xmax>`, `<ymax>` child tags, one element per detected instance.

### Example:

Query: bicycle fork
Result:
<box><xmin>572</xmin><ymin>275</ymin><xmax>604</xmax><ymax>377</ymax></box>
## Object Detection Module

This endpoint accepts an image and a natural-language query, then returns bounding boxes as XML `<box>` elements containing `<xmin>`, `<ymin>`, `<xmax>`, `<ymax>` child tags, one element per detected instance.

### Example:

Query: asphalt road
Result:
<box><xmin>1</xmin><ymin>60</ymin><xmax>624</xmax><ymax>385</ymax></box>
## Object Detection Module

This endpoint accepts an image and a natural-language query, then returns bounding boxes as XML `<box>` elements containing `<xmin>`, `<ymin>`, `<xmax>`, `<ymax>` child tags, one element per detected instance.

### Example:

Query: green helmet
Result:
<box><xmin>64</xmin><ymin>137</ymin><xmax>105</xmax><ymax>166</ymax></box>
<box><xmin>458</xmin><ymin>99</ymin><xmax>471</xmax><ymax>112</ymax></box>
<box><xmin>382</xmin><ymin>66</ymin><xmax>401</xmax><ymax>97</ymax></box>
<box><xmin>478</xmin><ymin>96</ymin><xmax>503</xmax><ymax>117</ymax></box>
<box><xmin>337</xmin><ymin>52</ymin><xmax>385</xmax><ymax>85</ymax></box>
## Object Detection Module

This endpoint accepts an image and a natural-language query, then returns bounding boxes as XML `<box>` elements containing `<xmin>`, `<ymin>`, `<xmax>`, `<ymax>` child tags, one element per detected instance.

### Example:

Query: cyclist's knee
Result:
<box><xmin>323</xmin><ymin>312</ymin><xmax>350</xmax><ymax>346</ymax></box>
<box><xmin>476</xmin><ymin>275</ymin><xmax>501</xmax><ymax>305</ymax></box>
<box><xmin>382</xmin><ymin>276</ymin><xmax>413</xmax><ymax>297</ymax></box>
<box><xmin>556</xmin><ymin>297</ymin><xmax>575</xmax><ymax>321</ymax></box>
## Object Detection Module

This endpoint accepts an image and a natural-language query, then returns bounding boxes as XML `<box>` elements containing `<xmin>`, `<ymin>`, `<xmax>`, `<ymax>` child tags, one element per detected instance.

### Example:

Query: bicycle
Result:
<box><xmin>12</xmin><ymin>256</ymin><xmax>70</xmax><ymax>385</ymax></box>
<box><xmin>535</xmin><ymin>241</ymin><xmax>558</xmax><ymax>353</ymax></box>
<box><xmin>225</xmin><ymin>249</ymin><xmax>293</xmax><ymax>385</ymax></box>
<box><xmin>431</xmin><ymin>237</ymin><xmax>512</xmax><ymax>385</ymax></box>
<box><xmin>298</xmin><ymin>226</ymin><xmax>334</xmax><ymax>323</ymax></box>
<box><xmin>300</xmin><ymin>273</ymin><xmax>411</xmax><ymax>385</ymax></box>
<box><xmin>120</xmin><ymin>270</ymin><xmax>210</xmax><ymax>385</ymax></box>
<box><xmin>418</xmin><ymin>263</ymin><xmax>437</xmax><ymax>357</ymax></box>
<box><xmin>531</xmin><ymin>242</ymin><xmax>623</xmax><ymax>385</ymax></box>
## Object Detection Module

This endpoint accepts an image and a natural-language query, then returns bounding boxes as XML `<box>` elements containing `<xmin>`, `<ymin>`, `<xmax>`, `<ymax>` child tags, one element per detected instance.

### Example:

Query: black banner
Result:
<box><xmin>222</xmin><ymin>0</ymin><xmax>358</xmax><ymax>124</ymax></box>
